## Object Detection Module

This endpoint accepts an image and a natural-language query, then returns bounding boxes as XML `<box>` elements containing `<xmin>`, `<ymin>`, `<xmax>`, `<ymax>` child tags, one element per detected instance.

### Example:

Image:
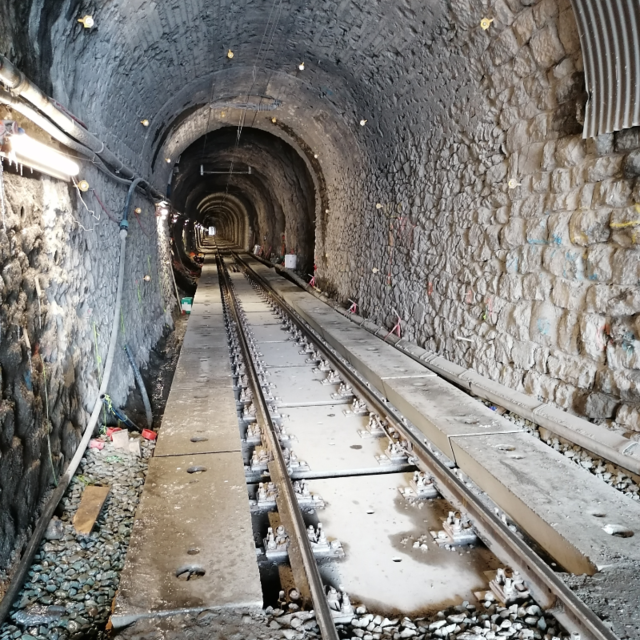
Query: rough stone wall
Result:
<box><xmin>326</xmin><ymin>0</ymin><xmax>640</xmax><ymax>433</ymax></box>
<box><xmin>0</xmin><ymin>159</ymin><xmax>172</xmax><ymax>570</ymax></box>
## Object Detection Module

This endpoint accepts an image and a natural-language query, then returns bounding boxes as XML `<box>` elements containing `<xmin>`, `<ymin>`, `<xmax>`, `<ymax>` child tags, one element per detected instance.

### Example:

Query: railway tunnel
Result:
<box><xmin>1</xmin><ymin>0</ymin><xmax>640</xmax><ymax>639</ymax></box>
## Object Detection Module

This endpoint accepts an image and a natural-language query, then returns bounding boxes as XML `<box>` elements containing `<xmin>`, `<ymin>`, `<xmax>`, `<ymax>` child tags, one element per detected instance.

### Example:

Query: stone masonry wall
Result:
<box><xmin>0</xmin><ymin>159</ymin><xmax>173</xmax><ymax>570</ymax></box>
<box><xmin>325</xmin><ymin>0</ymin><xmax>640</xmax><ymax>434</ymax></box>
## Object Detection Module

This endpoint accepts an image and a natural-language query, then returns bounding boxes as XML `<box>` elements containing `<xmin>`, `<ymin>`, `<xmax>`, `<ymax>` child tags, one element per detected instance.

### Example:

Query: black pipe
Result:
<box><xmin>120</xmin><ymin>177</ymin><xmax>143</xmax><ymax>230</ymax></box>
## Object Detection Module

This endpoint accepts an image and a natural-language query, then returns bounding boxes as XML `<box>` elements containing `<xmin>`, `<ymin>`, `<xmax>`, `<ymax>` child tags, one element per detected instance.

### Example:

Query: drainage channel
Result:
<box><xmin>214</xmin><ymin>243</ymin><xmax>587</xmax><ymax>640</ymax></box>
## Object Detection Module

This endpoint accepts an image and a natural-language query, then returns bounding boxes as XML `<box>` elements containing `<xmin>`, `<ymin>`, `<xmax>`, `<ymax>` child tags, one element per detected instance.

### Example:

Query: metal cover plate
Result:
<box><xmin>172</xmin><ymin>349</ymin><xmax>234</xmax><ymax>390</ymax></box>
<box><xmin>268</xmin><ymin>367</ymin><xmax>344</xmax><ymax>407</ymax></box>
<box><xmin>451</xmin><ymin>432</ymin><xmax>640</xmax><ymax>574</ymax></box>
<box><xmin>238</xmin><ymin>301</ymin><xmax>273</xmax><ymax>313</ymax></box>
<box><xmin>243</xmin><ymin>311</ymin><xmax>283</xmax><ymax>326</ymax></box>
<box><xmin>155</xmin><ymin>387</ymin><xmax>241</xmax><ymax>457</ymax></box>
<box><xmin>257</xmin><ymin>341</ymin><xmax>310</xmax><ymax>368</ymax></box>
<box><xmin>281</xmin><ymin>405</ymin><xmax>401</xmax><ymax>476</ymax></box>
<box><xmin>182</xmin><ymin>328</ymin><xmax>229</xmax><ymax>350</ymax></box>
<box><xmin>382</xmin><ymin>376</ymin><xmax>521</xmax><ymax>460</ymax></box>
<box><xmin>249</xmin><ymin>323</ymin><xmax>290</xmax><ymax>343</ymax></box>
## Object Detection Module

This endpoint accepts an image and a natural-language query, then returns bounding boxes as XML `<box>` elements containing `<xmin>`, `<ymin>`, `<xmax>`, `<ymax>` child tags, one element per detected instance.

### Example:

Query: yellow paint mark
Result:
<box><xmin>610</xmin><ymin>220</ymin><xmax>640</xmax><ymax>229</ymax></box>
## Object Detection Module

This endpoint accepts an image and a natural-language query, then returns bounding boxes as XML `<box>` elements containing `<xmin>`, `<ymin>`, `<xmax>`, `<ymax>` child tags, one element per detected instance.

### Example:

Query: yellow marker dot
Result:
<box><xmin>271</xmin><ymin>117</ymin><xmax>277</xmax><ymax>124</ymax></box>
<box><xmin>78</xmin><ymin>15</ymin><xmax>94</xmax><ymax>28</ymax></box>
<box><xmin>140</xmin><ymin>119</ymin><xmax>149</xmax><ymax>127</ymax></box>
<box><xmin>376</xmin><ymin>203</ymin><xmax>383</xmax><ymax>209</ymax></box>
<box><xmin>610</xmin><ymin>219</ymin><xmax>640</xmax><ymax>229</ymax></box>
<box><xmin>480</xmin><ymin>18</ymin><xmax>494</xmax><ymax>30</ymax></box>
<box><xmin>134</xmin><ymin>207</ymin><xmax>142</xmax><ymax>214</ymax></box>
<box><xmin>508</xmin><ymin>178</ymin><xmax>520</xmax><ymax>189</ymax></box>
<box><xmin>227</xmin><ymin>49</ymin><xmax>234</xmax><ymax>59</ymax></box>
<box><xmin>78</xmin><ymin>180</ymin><xmax>90</xmax><ymax>192</ymax></box>
<box><xmin>360</xmin><ymin>119</ymin><xmax>367</xmax><ymax>126</ymax></box>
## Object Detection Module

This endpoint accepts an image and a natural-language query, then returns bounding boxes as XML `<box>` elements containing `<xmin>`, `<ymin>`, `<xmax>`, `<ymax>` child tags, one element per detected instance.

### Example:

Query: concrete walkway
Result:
<box><xmin>112</xmin><ymin>256</ymin><xmax>262</xmax><ymax>628</ymax></box>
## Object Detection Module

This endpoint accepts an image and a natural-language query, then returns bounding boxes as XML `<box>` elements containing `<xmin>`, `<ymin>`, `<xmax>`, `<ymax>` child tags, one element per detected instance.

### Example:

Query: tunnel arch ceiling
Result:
<box><xmin>171</xmin><ymin>126</ymin><xmax>317</xmax><ymax>271</ymax></box>
<box><xmin>41</xmin><ymin>0</ymin><xmax>444</xmax><ymax>273</ymax></box>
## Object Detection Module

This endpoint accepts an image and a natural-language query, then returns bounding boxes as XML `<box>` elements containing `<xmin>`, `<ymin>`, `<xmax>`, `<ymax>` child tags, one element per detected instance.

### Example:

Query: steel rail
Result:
<box><xmin>233</xmin><ymin>250</ymin><xmax>618</xmax><ymax>640</ymax></box>
<box><xmin>215</xmin><ymin>250</ymin><xmax>340</xmax><ymax>640</ymax></box>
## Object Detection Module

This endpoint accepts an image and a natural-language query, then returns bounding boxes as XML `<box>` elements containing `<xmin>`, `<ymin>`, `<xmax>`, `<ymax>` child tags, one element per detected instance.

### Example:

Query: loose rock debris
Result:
<box><xmin>0</xmin><ymin>437</ymin><xmax>154</xmax><ymax>640</ymax></box>
<box><xmin>112</xmin><ymin>597</ymin><xmax>572</xmax><ymax>640</ymax></box>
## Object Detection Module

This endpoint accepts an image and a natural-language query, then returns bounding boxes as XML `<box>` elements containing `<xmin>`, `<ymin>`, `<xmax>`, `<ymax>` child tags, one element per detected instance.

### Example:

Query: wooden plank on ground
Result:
<box><xmin>73</xmin><ymin>485</ymin><xmax>111</xmax><ymax>534</ymax></box>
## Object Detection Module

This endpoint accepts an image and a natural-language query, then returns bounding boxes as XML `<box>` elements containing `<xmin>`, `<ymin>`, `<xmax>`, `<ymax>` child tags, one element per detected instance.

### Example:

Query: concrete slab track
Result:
<box><xmin>240</xmin><ymin>255</ymin><xmax>640</xmax><ymax>577</ymax></box>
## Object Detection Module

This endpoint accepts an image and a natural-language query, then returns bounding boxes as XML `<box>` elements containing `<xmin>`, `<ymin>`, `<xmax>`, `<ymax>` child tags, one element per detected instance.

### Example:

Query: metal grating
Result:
<box><xmin>570</xmin><ymin>0</ymin><xmax>640</xmax><ymax>138</ymax></box>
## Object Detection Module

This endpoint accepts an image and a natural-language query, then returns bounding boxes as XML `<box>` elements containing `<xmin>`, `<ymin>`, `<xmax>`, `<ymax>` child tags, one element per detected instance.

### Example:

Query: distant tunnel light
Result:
<box><xmin>7</xmin><ymin>133</ymin><xmax>80</xmax><ymax>178</ymax></box>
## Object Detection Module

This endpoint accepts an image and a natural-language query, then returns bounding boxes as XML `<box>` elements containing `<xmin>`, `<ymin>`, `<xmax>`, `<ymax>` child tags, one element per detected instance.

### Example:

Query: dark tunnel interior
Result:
<box><xmin>170</xmin><ymin>127</ymin><xmax>317</xmax><ymax>273</ymax></box>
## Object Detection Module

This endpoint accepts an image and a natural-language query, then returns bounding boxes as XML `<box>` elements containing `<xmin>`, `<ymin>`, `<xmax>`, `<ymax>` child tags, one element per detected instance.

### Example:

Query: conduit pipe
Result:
<box><xmin>0</xmin><ymin>88</ymin><xmax>132</xmax><ymax>186</ymax></box>
<box><xmin>124</xmin><ymin>344</ymin><xmax>153</xmax><ymax>429</ymax></box>
<box><xmin>0</xmin><ymin>208</ymin><xmax>132</xmax><ymax>627</ymax></box>
<box><xmin>0</xmin><ymin>55</ymin><xmax>164</xmax><ymax>199</ymax></box>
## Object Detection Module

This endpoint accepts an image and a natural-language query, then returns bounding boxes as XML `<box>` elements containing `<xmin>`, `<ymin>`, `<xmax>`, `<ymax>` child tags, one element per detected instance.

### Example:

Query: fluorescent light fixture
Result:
<box><xmin>5</xmin><ymin>133</ymin><xmax>80</xmax><ymax>179</ymax></box>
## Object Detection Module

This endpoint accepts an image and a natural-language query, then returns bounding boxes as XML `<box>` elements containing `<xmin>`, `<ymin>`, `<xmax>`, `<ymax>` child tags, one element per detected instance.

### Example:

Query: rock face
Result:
<box><xmin>0</xmin><ymin>0</ymin><xmax>639</xmax><ymax>571</ymax></box>
<box><xmin>0</xmin><ymin>166</ymin><xmax>175</xmax><ymax>570</ymax></box>
<box><xmin>322</xmin><ymin>0</ymin><xmax>640</xmax><ymax>434</ymax></box>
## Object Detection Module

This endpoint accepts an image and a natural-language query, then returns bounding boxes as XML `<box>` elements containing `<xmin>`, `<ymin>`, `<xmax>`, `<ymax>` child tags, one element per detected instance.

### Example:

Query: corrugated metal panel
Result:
<box><xmin>570</xmin><ymin>0</ymin><xmax>640</xmax><ymax>138</ymax></box>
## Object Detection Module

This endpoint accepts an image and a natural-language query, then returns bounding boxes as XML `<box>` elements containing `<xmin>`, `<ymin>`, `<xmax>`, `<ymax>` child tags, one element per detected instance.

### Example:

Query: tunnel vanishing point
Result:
<box><xmin>0</xmin><ymin>0</ymin><xmax>640</xmax><ymax>635</ymax></box>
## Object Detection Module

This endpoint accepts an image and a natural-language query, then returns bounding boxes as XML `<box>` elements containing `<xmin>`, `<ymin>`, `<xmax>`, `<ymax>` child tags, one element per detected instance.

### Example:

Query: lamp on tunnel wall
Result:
<box><xmin>0</xmin><ymin>122</ymin><xmax>80</xmax><ymax>181</ymax></box>
<box><xmin>155</xmin><ymin>201</ymin><xmax>169</xmax><ymax>218</ymax></box>
<box><xmin>298</xmin><ymin>62</ymin><xmax>305</xmax><ymax>71</ymax></box>
<box><xmin>140</xmin><ymin>119</ymin><xmax>150</xmax><ymax>127</ymax></box>
<box><xmin>78</xmin><ymin>15</ymin><xmax>94</xmax><ymax>28</ymax></box>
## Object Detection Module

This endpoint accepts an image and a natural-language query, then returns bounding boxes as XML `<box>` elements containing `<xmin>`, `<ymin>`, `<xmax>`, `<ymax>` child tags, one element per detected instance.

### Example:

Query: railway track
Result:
<box><xmin>3</xmin><ymin>240</ymin><xmax>638</xmax><ymax>640</ymax></box>
<box><xmin>214</xmin><ymin>243</ymin><xmax>617</xmax><ymax>640</ymax></box>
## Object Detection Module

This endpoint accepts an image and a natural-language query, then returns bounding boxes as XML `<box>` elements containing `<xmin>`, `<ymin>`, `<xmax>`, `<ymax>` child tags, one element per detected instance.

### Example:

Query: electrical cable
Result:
<box><xmin>91</xmin><ymin>188</ymin><xmax>119</xmax><ymax>224</ymax></box>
